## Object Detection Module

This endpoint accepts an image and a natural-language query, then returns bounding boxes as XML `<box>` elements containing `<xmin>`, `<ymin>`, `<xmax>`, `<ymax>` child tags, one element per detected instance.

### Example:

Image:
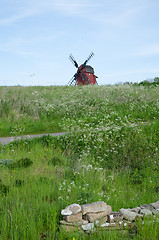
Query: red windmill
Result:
<box><xmin>68</xmin><ymin>52</ymin><xmax>98</xmax><ymax>86</ymax></box>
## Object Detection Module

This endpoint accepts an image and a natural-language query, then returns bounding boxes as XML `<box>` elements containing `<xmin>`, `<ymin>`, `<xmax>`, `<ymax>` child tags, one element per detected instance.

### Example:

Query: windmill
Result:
<box><xmin>68</xmin><ymin>52</ymin><xmax>98</xmax><ymax>86</ymax></box>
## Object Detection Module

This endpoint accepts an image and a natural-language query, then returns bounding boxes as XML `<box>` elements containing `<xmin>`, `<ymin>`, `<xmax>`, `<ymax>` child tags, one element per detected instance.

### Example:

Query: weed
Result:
<box><xmin>8</xmin><ymin>157</ymin><xmax>33</xmax><ymax>169</ymax></box>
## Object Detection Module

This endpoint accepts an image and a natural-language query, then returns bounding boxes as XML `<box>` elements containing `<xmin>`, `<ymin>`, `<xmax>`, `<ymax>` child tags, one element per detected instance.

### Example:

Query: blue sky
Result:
<box><xmin>0</xmin><ymin>0</ymin><xmax>159</xmax><ymax>86</ymax></box>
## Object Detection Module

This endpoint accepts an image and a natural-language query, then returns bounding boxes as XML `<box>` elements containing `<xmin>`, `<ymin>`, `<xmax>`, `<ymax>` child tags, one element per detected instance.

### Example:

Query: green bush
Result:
<box><xmin>8</xmin><ymin>157</ymin><xmax>33</xmax><ymax>169</ymax></box>
<box><xmin>0</xmin><ymin>180</ymin><xmax>9</xmax><ymax>195</ymax></box>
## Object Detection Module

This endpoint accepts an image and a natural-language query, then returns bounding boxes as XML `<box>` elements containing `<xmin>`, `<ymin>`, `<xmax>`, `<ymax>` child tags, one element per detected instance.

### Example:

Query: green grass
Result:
<box><xmin>0</xmin><ymin>85</ymin><xmax>159</xmax><ymax>239</ymax></box>
<box><xmin>0</xmin><ymin>85</ymin><xmax>158</xmax><ymax>136</ymax></box>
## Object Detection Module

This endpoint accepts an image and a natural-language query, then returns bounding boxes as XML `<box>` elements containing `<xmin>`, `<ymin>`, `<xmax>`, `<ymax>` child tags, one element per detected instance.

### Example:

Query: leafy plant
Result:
<box><xmin>8</xmin><ymin>157</ymin><xmax>33</xmax><ymax>169</ymax></box>
<box><xmin>0</xmin><ymin>180</ymin><xmax>9</xmax><ymax>195</ymax></box>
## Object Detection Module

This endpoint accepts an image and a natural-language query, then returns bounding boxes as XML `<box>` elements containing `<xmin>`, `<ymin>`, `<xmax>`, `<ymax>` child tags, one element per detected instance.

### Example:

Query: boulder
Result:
<box><xmin>101</xmin><ymin>222</ymin><xmax>116</xmax><ymax>227</ymax></box>
<box><xmin>101</xmin><ymin>222</ymin><xmax>110</xmax><ymax>227</ymax></box>
<box><xmin>95</xmin><ymin>216</ymin><xmax>108</xmax><ymax>226</ymax></box>
<box><xmin>81</xmin><ymin>223</ymin><xmax>94</xmax><ymax>231</ymax></box>
<box><xmin>140</xmin><ymin>208</ymin><xmax>152</xmax><ymax>216</ymax></box>
<box><xmin>61</xmin><ymin>204</ymin><xmax>81</xmax><ymax>216</ymax></box>
<box><xmin>151</xmin><ymin>209</ymin><xmax>159</xmax><ymax>215</ymax></box>
<box><xmin>108</xmin><ymin>212</ymin><xmax>123</xmax><ymax>223</ymax></box>
<box><xmin>64</xmin><ymin>212</ymin><xmax>82</xmax><ymax>223</ymax></box>
<box><xmin>60</xmin><ymin>220</ymin><xmax>88</xmax><ymax>226</ymax></box>
<box><xmin>81</xmin><ymin>201</ymin><xmax>107</xmax><ymax>215</ymax></box>
<box><xmin>119</xmin><ymin>209</ymin><xmax>141</xmax><ymax>221</ymax></box>
<box><xmin>85</xmin><ymin>211</ymin><xmax>109</xmax><ymax>222</ymax></box>
<box><xmin>150</xmin><ymin>200</ymin><xmax>159</xmax><ymax>210</ymax></box>
<box><xmin>140</xmin><ymin>204</ymin><xmax>154</xmax><ymax>211</ymax></box>
<box><xmin>130</xmin><ymin>207</ymin><xmax>141</xmax><ymax>213</ymax></box>
<box><xmin>100</xmin><ymin>222</ymin><xmax>121</xmax><ymax>230</ymax></box>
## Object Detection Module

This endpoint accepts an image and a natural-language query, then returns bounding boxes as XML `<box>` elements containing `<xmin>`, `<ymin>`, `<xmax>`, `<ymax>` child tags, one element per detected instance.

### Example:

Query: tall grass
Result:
<box><xmin>0</xmin><ymin>85</ymin><xmax>158</xmax><ymax>136</ymax></box>
<box><xmin>0</xmin><ymin>85</ymin><xmax>159</xmax><ymax>239</ymax></box>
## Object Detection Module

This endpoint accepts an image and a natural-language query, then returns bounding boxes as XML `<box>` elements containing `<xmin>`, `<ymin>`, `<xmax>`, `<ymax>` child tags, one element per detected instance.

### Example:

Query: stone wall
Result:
<box><xmin>60</xmin><ymin>200</ymin><xmax>159</xmax><ymax>232</ymax></box>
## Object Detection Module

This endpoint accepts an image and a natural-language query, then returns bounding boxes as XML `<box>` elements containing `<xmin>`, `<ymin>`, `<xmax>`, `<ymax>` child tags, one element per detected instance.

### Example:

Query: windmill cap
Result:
<box><xmin>83</xmin><ymin>65</ymin><xmax>94</xmax><ymax>74</ymax></box>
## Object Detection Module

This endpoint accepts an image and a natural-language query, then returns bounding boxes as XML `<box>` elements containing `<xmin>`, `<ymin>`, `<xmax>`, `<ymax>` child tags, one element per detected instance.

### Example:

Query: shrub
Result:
<box><xmin>0</xmin><ymin>180</ymin><xmax>9</xmax><ymax>195</ymax></box>
<box><xmin>8</xmin><ymin>157</ymin><xmax>33</xmax><ymax>169</ymax></box>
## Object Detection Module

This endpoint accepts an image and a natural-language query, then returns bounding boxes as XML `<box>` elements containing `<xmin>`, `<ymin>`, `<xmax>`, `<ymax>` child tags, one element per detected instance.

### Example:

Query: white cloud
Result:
<box><xmin>0</xmin><ymin>0</ymin><xmax>102</xmax><ymax>25</ymax></box>
<box><xmin>0</xmin><ymin>10</ymin><xmax>37</xmax><ymax>25</ymax></box>
<box><xmin>91</xmin><ymin>5</ymin><xmax>147</xmax><ymax>28</ymax></box>
<box><xmin>46</xmin><ymin>0</ymin><xmax>102</xmax><ymax>16</ymax></box>
<box><xmin>0</xmin><ymin>0</ymin><xmax>149</xmax><ymax>31</ymax></box>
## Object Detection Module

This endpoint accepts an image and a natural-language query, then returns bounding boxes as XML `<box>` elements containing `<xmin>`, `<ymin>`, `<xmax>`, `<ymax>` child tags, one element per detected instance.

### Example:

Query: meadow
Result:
<box><xmin>0</xmin><ymin>84</ymin><xmax>159</xmax><ymax>239</ymax></box>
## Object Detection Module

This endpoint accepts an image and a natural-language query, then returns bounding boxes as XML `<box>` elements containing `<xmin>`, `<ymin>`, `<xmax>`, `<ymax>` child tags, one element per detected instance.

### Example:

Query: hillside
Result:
<box><xmin>0</xmin><ymin>85</ymin><xmax>159</xmax><ymax>239</ymax></box>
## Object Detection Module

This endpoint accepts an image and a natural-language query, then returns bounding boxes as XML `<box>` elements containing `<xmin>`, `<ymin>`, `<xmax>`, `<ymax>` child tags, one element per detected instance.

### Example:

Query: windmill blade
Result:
<box><xmin>81</xmin><ymin>72</ymin><xmax>90</xmax><ymax>84</ymax></box>
<box><xmin>83</xmin><ymin>52</ymin><xmax>94</xmax><ymax>66</ymax></box>
<box><xmin>69</xmin><ymin>54</ymin><xmax>78</xmax><ymax>68</ymax></box>
<box><xmin>67</xmin><ymin>76</ymin><xmax>75</xmax><ymax>86</ymax></box>
<box><xmin>68</xmin><ymin>73</ymin><xmax>78</xmax><ymax>85</ymax></box>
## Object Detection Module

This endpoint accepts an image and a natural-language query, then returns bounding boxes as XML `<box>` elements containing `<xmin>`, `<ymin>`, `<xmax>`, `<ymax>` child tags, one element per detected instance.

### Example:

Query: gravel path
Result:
<box><xmin>0</xmin><ymin>122</ymin><xmax>150</xmax><ymax>145</ymax></box>
<box><xmin>0</xmin><ymin>132</ymin><xmax>67</xmax><ymax>145</ymax></box>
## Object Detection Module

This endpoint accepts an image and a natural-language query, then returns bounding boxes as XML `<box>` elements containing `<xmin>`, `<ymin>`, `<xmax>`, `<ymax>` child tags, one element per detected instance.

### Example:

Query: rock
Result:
<box><xmin>119</xmin><ymin>209</ymin><xmax>141</xmax><ymax>221</ymax></box>
<box><xmin>101</xmin><ymin>222</ymin><xmax>110</xmax><ymax>227</ymax></box>
<box><xmin>81</xmin><ymin>201</ymin><xmax>107</xmax><ymax>215</ymax></box>
<box><xmin>61</xmin><ymin>209</ymin><xmax>72</xmax><ymax>216</ymax></box>
<box><xmin>130</xmin><ymin>207</ymin><xmax>141</xmax><ymax>213</ymax></box>
<box><xmin>150</xmin><ymin>200</ymin><xmax>159</xmax><ymax>210</ymax></box>
<box><xmin>140</xmin><ymin>208</ymin><xmax>152</xmax><ymax>216</ymax></box>
<box><xmin>61</xmin><ymin>204</ymin><xmax>81</xmax><ymax>216</ymax></box>
<box><xmin>60</xmin><ymin>220</ymin><xmax>88</xmax><ymax>226</ymax></box>
<box><xmin>95</xmin><ymin>216</ymin><xmax>108</xmax><ymax>226</ymax></box>
<box><xmin>100</xmin><ymin>222</ymin><xmax>122</xmax><ymax>230</ymax></box>
<box><xmin>151</xmin><ymin>209</ymin><xmax>159</xmax><ymax>215</ymax></box>
<box><xmin>108</xmin><ymin>212</ymin><xmax>123</xmax><ymax>223</ymax></box>
<box><xmin>85</xmin><ymin>211</ymin><xmax>108</xmax><ymax>222</ymax></box>
<box><xmin>81</xmin><ymin>223</ymin><xmax>94</xmax><ymax>231</ymax></box>
<box><xmin>140</xmin><ymin>204</ymin><xmax>154</xmax><ymax>211</ymax></box>
<box><xmin>101</xmin><ymin>222</ymin><xmax>116</xmax><ymax>228</ymax></box>
<box><xmin>118</xmin><ymin>221</ymin><xmax>124</xmax><ymax>225</ymax></box>
<box><xmin>64</xmin><ymin>212</ymin><xmax>83</xmax><ymax>223</ymax></box>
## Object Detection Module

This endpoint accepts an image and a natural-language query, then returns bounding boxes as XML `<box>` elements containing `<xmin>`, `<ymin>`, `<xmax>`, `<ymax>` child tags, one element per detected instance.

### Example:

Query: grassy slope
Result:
<box><xmin>0</xmin><ymin>85</ymin><xmax>158</xmax><ymax>136</ymax></box>
<box><xmin>0</xmin><ymin>85</ymin><xmax>159</xmax><ymax>239</ymax></box>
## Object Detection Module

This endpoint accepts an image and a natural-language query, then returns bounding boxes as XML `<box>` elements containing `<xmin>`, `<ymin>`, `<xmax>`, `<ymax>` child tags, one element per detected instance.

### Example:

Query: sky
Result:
<box><xmin>0</xmin><ymin>0</ymin><xmax>159</xmax><ymax>86</ymax></box>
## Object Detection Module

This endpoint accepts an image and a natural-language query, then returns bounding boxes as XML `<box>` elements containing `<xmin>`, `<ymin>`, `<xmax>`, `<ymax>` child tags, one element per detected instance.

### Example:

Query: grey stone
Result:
<box><xmin>100</xmin><ymin>222</ymin><xmax>122</xmax><ymax>230</ymax></box>
<box><xmin>140</xmin><ymin>208</ymin><xmax>153</xmax><ymax>216</ymax></box>
<box><xmin>64</xmin><ymin>212</ymin><xmax>83</xmax><ymax>222</ymax></box>
<box><xmin>81</xmin><ymin>223</ymin><xmax>94</xmax><ymax>231</ymax></box>
<box><xmin>61</xmin><ymin>204</ymin><xmax>81</xmax><ymax>216</ymax></box>
<box><xmin>61</xmin><ymin>209</ymin><xmax>72</xmax><ymax>216</ymax></box>
<box><xmin>95</xmin><ymin>216</ymin><xmax>108</xmax><ymax>226</ymax></box>
<box><xmin>101</xmin><ymin>222</ymin><xmax>116</xmax><ymax>228</ymax></box>
<box><xmin>130</xmin><ymin>207</ymin><xmax>141</xmax><ymax>213</ymax></box>
<box><xmin>150</xmin><ymin>200</ymin><xmax>159</xmax><ymax>210</ymax></box>
<box><xmin>81</xmin><ymin>201</ymin><xmax>107</xmax><ymax>215</ymax></box>
<box><xmin>119</xmin><ymin>209</ymin><xmax>141</xmax><ymax>221</ymax></box>
<box><xmin>151</xmin><ymin>209</ymin><xmax>159</xmax><ymax>215</ymax></box>
<box><xmin>86</xmin><ymin>211</ymin><xmax>108</xmax><ymax>222</ymax></box>
<box><xmin>101</xmin><ymin>222</ymin><xmax>110</xmax><ymax>227</ymax></box>
<box><xmin>140</xmin><ymin>204</ymin><xmax>154</xmax><ymax>211</ymax></box>
<box><xmin>60</xmin><ymin>220</ymin><xmax>88</xmax><ymax>226</ymax></box>
<box><xmin>108</xmin><ymin>212</ymin><xmax>123</xmax><ymax>223</ymax></box>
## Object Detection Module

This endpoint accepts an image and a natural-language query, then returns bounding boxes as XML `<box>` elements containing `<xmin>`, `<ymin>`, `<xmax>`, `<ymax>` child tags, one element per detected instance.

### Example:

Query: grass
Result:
<box><xmin>0</xmin><ymin>84</ymin><xmax>159</xmax><ymax>239</ymax></box>
<box><xmin>0</xmin><ymin>85</ymin><xmax>158</xmax><ymax>136</ymax></box>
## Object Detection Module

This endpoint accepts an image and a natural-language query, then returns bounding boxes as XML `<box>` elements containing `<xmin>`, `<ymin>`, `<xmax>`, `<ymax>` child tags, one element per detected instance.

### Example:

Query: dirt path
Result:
<box><xmin>0</xmin><ymin>132</ymin><xmax>67</xmax><ymax>145</ymax></box>
<box><xmin>0</xmin><ymin>122</ymin><xmax>150</xmax><ymax>145</ymax></box>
